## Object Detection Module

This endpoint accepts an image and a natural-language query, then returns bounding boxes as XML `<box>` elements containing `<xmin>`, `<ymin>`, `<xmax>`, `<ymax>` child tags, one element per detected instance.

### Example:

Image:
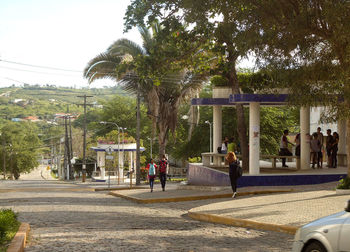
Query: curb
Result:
<box><xmin>188</xmin><ymin>211</ymin><xmax>298</xmax><ymax>235</ymax></box>
<box><xmin>7</xmin><ymin>222</ymin><xmax>30</xmax><ymax>252</ymax></box>
<box><xmin>94</xmin><ymin>186</ymin><xmax>148</xmax><ymax>192</ymax></box>
<box><xmin>0</xmin><ymin>188</ymin><xmax>94</xmax><ymax>193</ymax></box>
<box><xmin>109</xmin><ymin>189</ymin><xmax>293</xmax><ymax>204</ymax></box>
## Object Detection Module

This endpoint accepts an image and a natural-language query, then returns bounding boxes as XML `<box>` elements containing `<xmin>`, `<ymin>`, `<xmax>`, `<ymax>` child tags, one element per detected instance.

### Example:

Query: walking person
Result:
<box><xmin>146</xmin><ymin>159</ymin><xmax>157</xmax><ymax>192</ymax></box>
<box><xmin>325</xmin><ymin>129</ymin><xmax>334</xmax><ymax>168</ymax></box>
<box><xmin>331</xmin><ymin>132</ymin><xmax>339</xmax><ymax>168</ymax></box>
<box><xmin>158</xmin><ymin>155</ymin><xmax>168</xmax><ymax>191</ymax></box>
<box><xmin>225</xmin><ymin>151</ymin><xmax>241</xmax><ymax>198</ymax></box>
<box><xmin>279</xmin><ymin>130</ymin><xmax>294</xmax><ymax>167</ymax></box>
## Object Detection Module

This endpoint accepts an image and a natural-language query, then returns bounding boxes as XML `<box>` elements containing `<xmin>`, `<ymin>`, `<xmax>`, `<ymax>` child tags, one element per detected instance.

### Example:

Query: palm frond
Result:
<box><xmin>83</xmin><ymin>52</ymin><xmax>123</xmax><ymax>83</ymax></box>
<box><xmin>107</xmin><ymin>38</ymin><xmax>145</xmax><ymax>57</ymax></box>
<box><xmin>138</xmin><ymin>26</ymin><xmax>153</xmax><ymax>54</ymax></box>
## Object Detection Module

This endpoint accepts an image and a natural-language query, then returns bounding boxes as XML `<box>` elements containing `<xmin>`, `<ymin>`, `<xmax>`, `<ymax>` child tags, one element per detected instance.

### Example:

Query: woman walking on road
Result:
<box><xmin>225</xmin><ymin>151</ymin><xmax>241</xmax><ymax>198</ymax></box>
<box><xmin>158</xmin><ymin>155</ymin><xmax>168</xmax><ymax>191</ymax></box>
<box><xmin>146</xmin><ymin>159</ymin><xmax>157</xmax><ymax>192</ymax></box>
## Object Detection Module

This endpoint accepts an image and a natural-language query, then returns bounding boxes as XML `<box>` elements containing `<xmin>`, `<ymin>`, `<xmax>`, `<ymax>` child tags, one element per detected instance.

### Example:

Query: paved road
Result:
<box><xmin>0</xmin><ymin>178</ymin><xmax>293</xmax><ymax>252</ymax></box>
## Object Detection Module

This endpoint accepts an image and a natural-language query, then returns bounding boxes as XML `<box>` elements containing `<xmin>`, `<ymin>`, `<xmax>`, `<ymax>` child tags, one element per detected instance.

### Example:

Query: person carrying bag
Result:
<box><xmin>225</xmin><ymin>151</ymin><xmax>242</xmax><ymax>198</ymax></box>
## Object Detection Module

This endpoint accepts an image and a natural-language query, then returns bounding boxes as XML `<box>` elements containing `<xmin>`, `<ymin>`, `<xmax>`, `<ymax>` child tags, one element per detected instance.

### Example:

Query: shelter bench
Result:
<box><xmin>261</xmin><ymin>154</ymin><xmax>300</xmax><ymax>170</ymax></box>
<box><xmin>201</xmin><ymin>152</ymin><xmax>300</xmax><ymax>169</ymax></box>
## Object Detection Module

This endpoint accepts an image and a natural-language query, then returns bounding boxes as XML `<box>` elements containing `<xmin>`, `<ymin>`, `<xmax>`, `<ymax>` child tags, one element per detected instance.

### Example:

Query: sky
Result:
<box><xmin>0</xmin><ymin>0</ymin><xmax>142</xmax><ymax>88</ymax></box>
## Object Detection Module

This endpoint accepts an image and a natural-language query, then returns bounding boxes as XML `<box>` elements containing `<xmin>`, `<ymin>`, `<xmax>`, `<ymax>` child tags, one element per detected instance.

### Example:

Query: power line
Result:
<box><xmin>0</xmin><ymin>65</ymin><xmax>81</xmax><ymax>77</ymax></box>
<box><xmin>0</xmin><ymin>59</ymin><xmax>207</xmax><ymax>83</ymax></box>
<box><xmin>0</xmin><ymin>59</ymin><xmax>82</xmax><ymax>72</ymax></box>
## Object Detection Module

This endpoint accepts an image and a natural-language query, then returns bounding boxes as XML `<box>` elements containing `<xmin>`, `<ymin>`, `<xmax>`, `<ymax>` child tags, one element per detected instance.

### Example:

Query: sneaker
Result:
<box><xmin>162</xmin><ymin>188</ymin><xmax>165</xmax><ymax>191</ymax></box>
<box><xmin>282</xmin><ymin>165</ymin><xmax>288</xmax><ymax>168</ymax></box>
<box><xmin>232</xmin><ymin>192</ymin><xmax>236</xmax><ymax>198</ymax></box>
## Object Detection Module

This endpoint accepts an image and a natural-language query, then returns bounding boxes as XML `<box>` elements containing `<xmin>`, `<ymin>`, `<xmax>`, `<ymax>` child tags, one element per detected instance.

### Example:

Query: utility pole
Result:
<box><xmin>64</xmin><ymin>115</ymin><xmax>72</xmax><ymax>180</ymax></box>
<box><xmin>2</xmin><ymin>136</ymin><xmax>6</xmax><ymax>180</ymax></box>
<box><xmin>77</xmin><ymin>95</ymin><xmax>93</xmax><ymax>182</ymax></box>
<box><xmin>136</xmin><ymin>83</ymin><xmax>141</xmax><ymax>185</ymax></box>
<box><xmin>68</xmin><ymin>105</ymin><xmax>74</xmax><ymax>179</ymax></box>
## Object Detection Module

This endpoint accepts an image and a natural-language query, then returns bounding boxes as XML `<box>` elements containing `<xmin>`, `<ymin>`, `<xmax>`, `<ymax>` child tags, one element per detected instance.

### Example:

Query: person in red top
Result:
<box><xmin>146</xmin><ymin>159</ymin><xmax>157</xmax><ymax>192</ymax></box>
<box><xmin>158</xmin><ymin>155</ymin><xmax>168</xmax><ymax>191</ymax></box>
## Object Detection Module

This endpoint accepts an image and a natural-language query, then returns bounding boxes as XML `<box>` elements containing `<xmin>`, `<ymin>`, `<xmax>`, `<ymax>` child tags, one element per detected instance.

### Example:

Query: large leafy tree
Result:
<box><xmin>1</xmin><ymin>122</ymin><xmax>40</xmax><ymax>179</ymax></box>
<box><xmin>245</xmin><ymin>1</ymin><xmax>350</xmax><ymax>177</ymax></box>
<box><xmin>124</xmin><ymin>0</ymin><xmax>264</xmax><ymax>170</ymax></box>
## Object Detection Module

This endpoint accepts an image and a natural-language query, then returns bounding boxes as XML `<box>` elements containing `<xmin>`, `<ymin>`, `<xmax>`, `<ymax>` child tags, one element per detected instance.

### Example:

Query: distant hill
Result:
<box><xmin>0</xmin><ymin>85</ymin><xmax>130</xmax><ymax>121</ymax></box>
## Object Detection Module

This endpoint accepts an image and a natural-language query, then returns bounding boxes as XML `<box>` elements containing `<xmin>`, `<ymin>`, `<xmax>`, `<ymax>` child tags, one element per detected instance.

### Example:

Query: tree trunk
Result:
<box><xmin>157</xmin><ymin>120</ymin><xmax>169</xmax><ymax>160</ymax></box>
<box><xmin>158</xmin><ymin>123</ymin><xmax>168</xmax><ymax>160</ymax></box>
<box><xmin>229</xmin><ymin>65</ymin><xmax>249</xmax><ymax>170</ymax></box>
<box><xmin>346</xmin><ymin>118</ymin><xmax>350</xmax><ymax>177</ymax></box>
<box><xmin>235</xmin><ymin>103</ymin><xmax>249</xmax><ymax>170</ymax></box>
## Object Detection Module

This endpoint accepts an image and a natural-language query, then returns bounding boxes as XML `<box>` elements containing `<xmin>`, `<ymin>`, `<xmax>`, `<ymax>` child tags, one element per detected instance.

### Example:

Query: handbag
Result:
<box><xmin>237</xmin><ymin>166</ymin><xmax>243</xmax><ymax>177</ymax></box>
<box><xmin>234</xmin><ymin>159</ymin><xmax>242</xmax><ymax>177</ymax></box>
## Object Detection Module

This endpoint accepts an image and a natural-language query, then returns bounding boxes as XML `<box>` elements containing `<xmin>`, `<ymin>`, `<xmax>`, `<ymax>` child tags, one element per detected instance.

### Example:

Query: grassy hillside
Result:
<box><xmin>0</xmin><ymin>85</ymin><xmax>129</xmax><ymax>120</ymax></box>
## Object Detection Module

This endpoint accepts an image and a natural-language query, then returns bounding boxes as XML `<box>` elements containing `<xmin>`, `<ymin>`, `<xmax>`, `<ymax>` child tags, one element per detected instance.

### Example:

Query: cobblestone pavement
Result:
<box><xmin>0</xmin><ymin>180</ymin><xmax>294</xmax><ymax>252</ymax></box>
<box><xmin>190</xmin><ymin>188</ymin><xmax>349</xmax><ymax>227</ymax></box>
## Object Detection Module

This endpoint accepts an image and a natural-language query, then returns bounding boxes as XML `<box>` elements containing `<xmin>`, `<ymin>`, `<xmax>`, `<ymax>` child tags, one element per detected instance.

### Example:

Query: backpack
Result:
<box><xmin>159</xmin><ymin>160</ymin><xmax>167</xmax><ymax>173</ymax></box>
<box><xmin>148</xmin><ymin>164</ymin><xmax>156</xmax><ymax>176</ymax></box>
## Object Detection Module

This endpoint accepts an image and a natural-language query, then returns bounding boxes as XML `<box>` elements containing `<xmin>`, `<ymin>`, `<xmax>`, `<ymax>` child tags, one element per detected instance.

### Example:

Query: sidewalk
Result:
<box><xmin>109</xmin><ymin>181</ymin><xmax>349</xmax><ymax>234</ymax></box>
<box><xmin>188</xmin><ymin>181</ymin><xmax>349</xmax><ymax>234</ymax></box>
<box><xmin>108</xmin><ymin>183</ymin><xmax>293</xmax><ymax>204</ymax></box>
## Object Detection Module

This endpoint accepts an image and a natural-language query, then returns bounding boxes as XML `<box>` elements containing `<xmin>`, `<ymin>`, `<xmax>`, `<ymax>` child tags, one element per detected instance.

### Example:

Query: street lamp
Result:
<box><xmin>147</xmin><ymin>137</ymin><xmax>157</xmax><ymax>159</ymax></box>
<box><xmin>205</xmin><ymin>120</ymin><xmax>212</xmax><ymax>153</ymax></box>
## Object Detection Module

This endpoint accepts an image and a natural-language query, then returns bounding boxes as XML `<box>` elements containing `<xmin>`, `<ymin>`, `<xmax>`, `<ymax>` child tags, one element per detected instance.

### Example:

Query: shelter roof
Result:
<box><xmin>191</xmin><ymin>94</ymin><xmax>289</xmax><ymax>106</ymax></box>
<box><xmin>90</xmin><ymin>143</ymin><xmax>146</xmax><ymax>152</ymax></box>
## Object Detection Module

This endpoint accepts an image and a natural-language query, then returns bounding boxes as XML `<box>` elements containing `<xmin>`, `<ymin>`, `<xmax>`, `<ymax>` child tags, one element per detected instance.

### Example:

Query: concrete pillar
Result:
<box><xmin>337</xmin><ymin>120</ymin><xmax>347</xmax><ymax>166</ymax></box>
<box><xmin>300</xmin><ymin>106</ymin><xmax>310</xmax><ymax>169</ymax></box>
<box><xmin>249</xmin><ymin>102</ymin><xmax>260</xmax><ymax>175</ymax></box>
<box><xmin>97</xmin><ymin>151</ymin><xmax>106</xmax><ymax>179</ymax></box>
<box><xmin>213</xmin><ymin>105</ymin><xmax>222</xmax><ymax>153</ymax></box>
<box><xmin>129</xmin><ymin>151</ymin><xmax>132</xmax><ymax>170</ymax></box>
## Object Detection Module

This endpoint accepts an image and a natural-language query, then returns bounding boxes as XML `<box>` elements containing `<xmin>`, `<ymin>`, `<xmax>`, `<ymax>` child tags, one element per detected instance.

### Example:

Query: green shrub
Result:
<box><xmin>0</xmin><ymin>209</ymin><xmax>20</xmax><ymax>247</ymax></box>
<box><xmin>188</xmin><ymin>157</ymin><xmax>201</xmax><ymax>163</ymax></box>
<box><xmin>337</xmin><ymin>176</ymin><xmax>350</xmax><ymax>189</ymax></box>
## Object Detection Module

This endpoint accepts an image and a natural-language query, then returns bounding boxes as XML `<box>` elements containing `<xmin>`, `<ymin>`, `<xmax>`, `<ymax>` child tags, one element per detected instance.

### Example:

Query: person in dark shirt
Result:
<box><xmin>331</xmin><ymin>132</ymin><xmax>339</xmax><ymax>168</ymax></box>
<box><xmin>158</xmin><ymin>155</ymin><xmax>168</xmax><ymax>191</ymax></box>
<box><xmin>325</xmin><ymin>129</ymin><xmax>334</xmax><ymax>168</ymax></box>
<box><xmin>279</xmin><ymin>130</ymin><xmax>294</xmax><ymax>167</ymax></box>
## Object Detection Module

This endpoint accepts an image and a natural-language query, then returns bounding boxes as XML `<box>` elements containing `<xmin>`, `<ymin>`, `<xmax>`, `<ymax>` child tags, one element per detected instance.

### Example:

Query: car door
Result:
<box><xmin>338</xmin><ymin>215</ymin><xmax>350</xmax><ymax>251</ymax></box>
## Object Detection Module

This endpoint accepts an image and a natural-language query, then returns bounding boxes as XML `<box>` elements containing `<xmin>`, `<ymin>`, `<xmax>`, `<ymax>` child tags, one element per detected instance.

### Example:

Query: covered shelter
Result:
<box><xmin>90</xmin><ymin>142</ymin><xmax>145</xmax><ymax>182</ymax></box>
<box><xmin>191</xmin><ymin>87</ymin><xmax>347</xmax><ymax>175</ymax></box>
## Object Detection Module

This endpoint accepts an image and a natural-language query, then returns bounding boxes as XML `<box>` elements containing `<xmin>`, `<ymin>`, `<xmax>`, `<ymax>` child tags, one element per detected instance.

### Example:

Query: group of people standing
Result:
<box><xmin>145</xmin><ymin>155</ymin><xmax>168</xmax><ymax>192</ymax></box>
<box><xmin>281</xmin><ymin>127</ymin><xmax>339</xmax><ymax>169</ymax></box>
<box><xmin>306</xmin><ymin>127</ymin><xmax>339</xmax><ymax>169</ymax></box>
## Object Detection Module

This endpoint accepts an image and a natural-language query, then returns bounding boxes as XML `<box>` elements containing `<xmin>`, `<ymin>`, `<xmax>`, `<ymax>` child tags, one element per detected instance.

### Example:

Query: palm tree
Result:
<box><xmin>84</xmin><ymin>23</ymin><xmax>205</xmax><ymax>159</ymax></box>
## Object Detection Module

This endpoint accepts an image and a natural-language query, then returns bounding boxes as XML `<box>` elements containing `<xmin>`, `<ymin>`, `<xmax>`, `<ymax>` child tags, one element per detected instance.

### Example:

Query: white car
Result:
<box><xmin>292</xmin><ymin>200</ymin><xmax>350</xmax><ymax>252</ymax></box>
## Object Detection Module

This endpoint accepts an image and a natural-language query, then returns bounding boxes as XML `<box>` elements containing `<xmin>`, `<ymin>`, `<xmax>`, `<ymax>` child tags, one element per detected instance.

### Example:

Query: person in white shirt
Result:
<box><xmin>221</xmin><ymin>140</ymin><xmax>227</xmax><ymax>154</ymax></box>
